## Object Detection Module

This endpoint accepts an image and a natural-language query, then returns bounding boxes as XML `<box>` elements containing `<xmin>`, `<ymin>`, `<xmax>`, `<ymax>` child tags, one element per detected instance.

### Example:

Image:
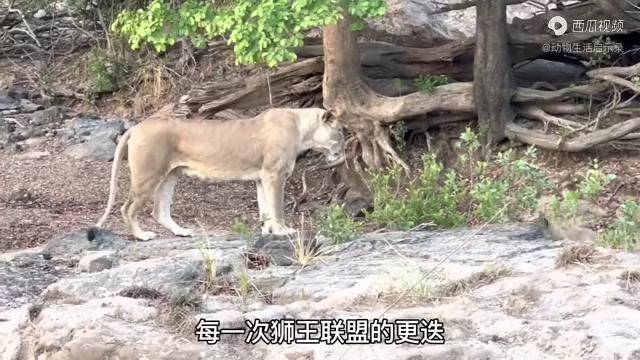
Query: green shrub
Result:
<box><xmin>231</xmin><ymin>216</ymin><xmax>253</xmax><ymax>245</ymax></box>
<box><xmin>414</xmin><ymin>74</ymin><xmax>452</xmax><ymax>93</ymax></box>
<box><xmin>549</xmin><ymin>160</ymin><xmax>615</xmax><ymax>222</ymax></box>
<box><xmin>389</xmin><ymin>121</ymin><xmax>407</xmax><ymax>152</ymax></box>
<box><xmin>317</xmin><ymin>204</ymin><xmax>362</xmax><ymax>244</ymax></box>
<box><xmin>88</xmin><ymin>48</ymin><xmax>131</xmax><ymax>98</ymax></box>
<box><xmin>578</xmin><ymin>160</ymin><xmax>616</xmax><ymax>202</ymax></box>
<box><xmin>367</xmin><ymin>154</ymin><xmax>465</xmax><ymax>230</ymax></box>
<box><xmin>601</xmin><ymin>200</ymin><xmax>640</xmax><ymax>251</ymax></box>
<box><xmin>367</xmin><ymin>128</ymin><xmax>549</xmax><ymax>230</ymax></box>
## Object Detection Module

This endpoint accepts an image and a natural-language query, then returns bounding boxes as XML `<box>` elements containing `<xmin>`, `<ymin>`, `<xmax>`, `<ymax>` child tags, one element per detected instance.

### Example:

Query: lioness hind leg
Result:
<box><xmin>126</xmin><ymin>194</ymin><xmax>157</xmax><ymax>241</ymax></box>
<box><xmin>121</xmin><ymin>192</ymin><xmax>133</xmax><ymax>228</ymax></box>
<box><xmin>153</xmin><ymin>172</ymin><xmax>195</xmax><ymax>237</ymax></box>
<box><xmin>123</xmin><ymin>178</ymin><xmax>158</xmax><ymax>241</ymax></box>
<box><xmin>261</xmin><ymin>174</ymin><xmax>296</xmax><ymax>236</ymax></box>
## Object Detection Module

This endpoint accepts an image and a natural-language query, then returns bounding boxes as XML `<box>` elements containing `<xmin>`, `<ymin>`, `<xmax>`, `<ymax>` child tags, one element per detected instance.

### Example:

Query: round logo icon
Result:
<box><xmin>548</xmin><ymin>16</ymin><xmax>568</xmax><ymax>36</ymax></box>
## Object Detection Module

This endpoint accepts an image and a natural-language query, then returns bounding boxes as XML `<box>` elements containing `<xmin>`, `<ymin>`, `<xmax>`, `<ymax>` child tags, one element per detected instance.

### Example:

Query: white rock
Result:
<box><xmin>33</xmin><ymin>9</ymin><xmax>46</xmax><ymax>19</ymax></box>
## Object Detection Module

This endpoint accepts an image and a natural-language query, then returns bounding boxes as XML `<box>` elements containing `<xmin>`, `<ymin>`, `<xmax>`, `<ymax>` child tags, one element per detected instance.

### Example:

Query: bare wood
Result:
<box><xmin>518</xmin><ymin>105</ymin><xmax>584</xmax><ymax>129</ymax></box>
<box><xmin>539</xmin><ymin>102</ymin><xmax>590</xmax><ymax>115</ymax></box>
<box><xmin>587</xmin><ymin>62</ymin><xmax>640</xmax><ymax>78</ymax></box>
<box><xmin>513</xmin><ymin>83</ymin><xmax>611</xmax><ymax>102</ymax></box>
<box><xmin>505</xmin><ymin>117</ymin><xmax>640</xmax><ymax>152</ymax></box>
<box><xmin>591</xmin><ymin>74</ymin><xmax>640</xmax><ymax>94</ymax></box>
<box><xmin>178</xmin><ymin>57</ymin><xmax>324</xmax><ymax>116</ymax></box>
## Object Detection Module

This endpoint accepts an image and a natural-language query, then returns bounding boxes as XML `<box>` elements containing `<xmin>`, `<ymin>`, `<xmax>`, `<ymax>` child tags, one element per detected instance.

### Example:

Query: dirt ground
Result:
<box><xmin>2</xmin><ymin>125</ymin><xmax>640</xmax><ymax>252</ymax></box>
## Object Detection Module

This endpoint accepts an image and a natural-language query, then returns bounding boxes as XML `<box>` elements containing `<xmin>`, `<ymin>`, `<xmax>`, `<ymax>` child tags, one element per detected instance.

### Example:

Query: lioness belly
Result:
<box><xmin>179</xmin><ymin>165</ymin><xmax>261</xmax><ymax>182</ymax></box>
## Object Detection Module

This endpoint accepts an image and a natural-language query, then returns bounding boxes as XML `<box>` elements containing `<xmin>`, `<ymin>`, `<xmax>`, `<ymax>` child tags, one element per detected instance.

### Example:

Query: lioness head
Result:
<box><xmin>311</xmin><ymin>109</ymin><xmax>345</xmax><ymax>166</ymax></box>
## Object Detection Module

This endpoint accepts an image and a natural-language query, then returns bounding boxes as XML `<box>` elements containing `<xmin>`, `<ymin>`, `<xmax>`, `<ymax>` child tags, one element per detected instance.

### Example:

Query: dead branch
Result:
<box><xmin>587</xmin><ymin>62</ymin><xmax>640</xmax><ymax>78</ymax></box>
<box><xmin>513</xmin><ymin>82</ymin><xmax>611</xmax><ymax>102</ymax></box>
<box><xmin>179</xmin><ymin>57</ymin><xmax>324</xmax><ymax>116</ymax></box>
<box><xmin>518</xmin><ymin>105</ymin><xmax>584</xmax><ymax>130</ymax></box>
<box><xmin>8</xmin><ymin>8</ymin><xmax>41</xmax><ymax>48</ymax></box>
<box><xmin>505</xmin><ymin>117</ymin><xmax>640</xmax><ymax>151</ymax></box>
<box><xmin>539</xmin><ymin>102</ymin><xmax>591</xmax><ymax>115</ymax></box>
<box><xmin>591</xmin><ymin>74</ymin><xmax>640</xmax><ymax>93</ymax></box>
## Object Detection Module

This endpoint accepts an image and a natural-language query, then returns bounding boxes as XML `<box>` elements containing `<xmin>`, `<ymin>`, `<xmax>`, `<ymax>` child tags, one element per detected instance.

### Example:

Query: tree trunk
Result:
<box><xmin>320</xmin><ymin>12</ymin><xmax>478</xmax><ymax>199</ymax></box>
<box><xmin>321</xmin><ymin>13</ymin><xmax>475</xmax><ymax>172</ymax></box>
<box><xmin>473</xmin><ymin>0</ymin><xmax>515</xmax><ymax>148</ymax></box>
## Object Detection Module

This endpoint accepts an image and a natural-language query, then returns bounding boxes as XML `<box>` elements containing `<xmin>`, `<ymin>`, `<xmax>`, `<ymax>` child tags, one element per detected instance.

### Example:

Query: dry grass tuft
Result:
<box><xmin>288</xmin><ymin>215</ymin><xmax>324</xmax><ymax>268</ymax></box>
<box><xmin>438</xmin><ymin>266</ymin><xmax>512</xmax><ymax>297</ymax></box>
<box><xmin>502</xmin><ymin>284</ymin><xmax>542</xmax><ymax>316</ymax></box>
<box><xmin>118</xmin><ymin>286</ymin><xmax>163</xmax><ymax>300</ymax></box>
<box><xmin>157</xmin><ymin>289</ymin><xmax>202</xmax><ymax>337</ymax></box>
<box><xmin>618</xmin><ymin>270</ymin><xmax>640</xmax><ymax>293</ymax></box>
<box><xmin>555</xmin><ymin>244</ymin><xmax>601</xmax><ymax>268</ymax></box>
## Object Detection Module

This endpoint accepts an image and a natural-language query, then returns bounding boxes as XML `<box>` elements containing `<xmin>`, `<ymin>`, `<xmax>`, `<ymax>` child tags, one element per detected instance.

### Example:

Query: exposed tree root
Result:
<box><xmin>506</xmin><ymin>117</ymin><xmax>640</xmax><ymax>152</ymax></box>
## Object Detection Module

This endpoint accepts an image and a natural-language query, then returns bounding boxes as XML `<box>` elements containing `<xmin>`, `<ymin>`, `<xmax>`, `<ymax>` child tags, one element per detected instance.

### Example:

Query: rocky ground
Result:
<box><xmin>1</xmin><ymin>224</ymin><xmax>639</xmax><ymax>359</ymax></box>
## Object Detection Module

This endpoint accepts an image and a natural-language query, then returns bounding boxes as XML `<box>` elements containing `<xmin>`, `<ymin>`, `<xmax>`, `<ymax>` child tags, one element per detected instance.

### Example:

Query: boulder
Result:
<box><xmin>64</xmin><ymin>118</ymin><xmax>125</xmax><ymax>161</ymax></box>
<box><xmin>64</xmin><ymin>136</ymin><xmax>117</xmax><ymax>161</ymax></box>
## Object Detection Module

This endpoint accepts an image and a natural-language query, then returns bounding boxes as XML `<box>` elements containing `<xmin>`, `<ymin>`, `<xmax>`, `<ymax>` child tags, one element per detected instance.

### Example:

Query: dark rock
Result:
<box><xmin>19</xmin><ymin>99</ymin><xmax>42</xmax><ymax>113</ymax></box>
<box><xmin>0</xmin><ymin>122</ymin><xmax>10</xmax><ymax>148</ymax></box>
<box><xmin>343</xmin><ymin>197</ymin><xmax>374</xmax><ymax>218</ymax></box>
<box><xmin>253</xmin><ymin>232</ymin><xmax>320</xmax><ymax>266</ymax></box>
<box><xmin>41</xmin><ymin>228</ymin><xmax>128</xmax><ymax>261</ymax></box>
<box><xmin>77</xmin><ymin>251</ymin><xmax>116</xmax><ymax>273</ymax></box>
<box><xmin>64</xmin><ymin>118</ymin><xmax>125</xmax><ymax>161</ymax></box>
<box><xmin>14</xmin><ymin>125</ymin><xmax>45</xmax><ymax>140</ymax></box>
<box><xmin>0</xmin><ymin>95</ymin><xmax>18</xmax><ymax>112</ymax></box>
<box><xmin>64</xmin><ymin>136</ymin><xmax>116</xmax><ymax>161</ymax></box>
<box><xmin>30</xmin><ymin>107</ymin><xmax>64</xmax><ymax>126</ymax></box>
<box><xmin>71</xmin><ymin>117</ymin><xmax>123</xmax><ymax>141</ymax></box>
<box><xmin>0</xmin><ymin>251</ymin><xmax>75</xmax><ymax>309</ymax></box>
<box><xmin>513</xmin><ymin>59</ymin><xmax>587</xmax><ymax>87</ymax></box>
<box><xmin>7</xmin><ymin>86</ymin><xmax>29</xmax><ymax>100</ymax></box>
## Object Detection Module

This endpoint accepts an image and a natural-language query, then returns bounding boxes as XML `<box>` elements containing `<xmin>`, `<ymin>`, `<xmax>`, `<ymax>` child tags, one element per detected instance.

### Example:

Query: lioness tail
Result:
<box><xmin>95</xmin><ymin>127</ymin><xmax>133</xmax><ymax>228</ymax></box>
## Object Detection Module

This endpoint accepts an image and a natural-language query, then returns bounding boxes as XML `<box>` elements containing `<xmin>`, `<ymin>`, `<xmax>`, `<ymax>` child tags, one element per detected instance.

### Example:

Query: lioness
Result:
<box><xmin>94</xmin><ymin>107</ymin><xmax>345</xmax><ymax>241</ymax></box>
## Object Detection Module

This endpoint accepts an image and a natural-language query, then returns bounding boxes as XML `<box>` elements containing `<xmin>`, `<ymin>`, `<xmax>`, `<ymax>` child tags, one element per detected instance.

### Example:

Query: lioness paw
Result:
<box><xmin>173</xmin><ymin>228</ymin><xmax>195</xmax><ymax>237</ymax></box>
<box><xmin>135</xmin><ymin>231</ymin><xmax>157</xmax><ymax>241</ymax></box>
<box><xmin>263</xmin><ymin>222</ymin><xmax>297</xmax><ymax>237</ymax></box>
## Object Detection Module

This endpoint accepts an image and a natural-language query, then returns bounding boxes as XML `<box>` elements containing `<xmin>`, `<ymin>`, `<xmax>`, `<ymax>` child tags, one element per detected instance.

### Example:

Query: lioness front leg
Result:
<box><xmin>153</xmin><ymin>173</ymin><xmax>195</xmax><ymax>237</ymax></box>
<box><xmin>260</xmin><ymin>173</ymin><xmax>296</xmax><ymax>236</ymax></box>
<box><xmin>256</xmin><ymin>181</ymin><xmax>270</xmax><ymax>223</ymax></box>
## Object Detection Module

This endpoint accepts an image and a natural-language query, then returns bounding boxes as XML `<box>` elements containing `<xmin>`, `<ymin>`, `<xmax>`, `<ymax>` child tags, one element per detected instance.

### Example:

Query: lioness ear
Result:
<box><xmin>322</xmin><ymin>109</ymin><xmax>337</xmax><ymax>123</ymax></box>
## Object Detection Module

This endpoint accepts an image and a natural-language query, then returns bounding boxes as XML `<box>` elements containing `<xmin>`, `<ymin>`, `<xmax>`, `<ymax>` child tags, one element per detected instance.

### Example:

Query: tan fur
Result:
<box><xmin>95</xmin><ymin>107</ymin><xmax>344</xmax><ymax>241</ymax></box>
